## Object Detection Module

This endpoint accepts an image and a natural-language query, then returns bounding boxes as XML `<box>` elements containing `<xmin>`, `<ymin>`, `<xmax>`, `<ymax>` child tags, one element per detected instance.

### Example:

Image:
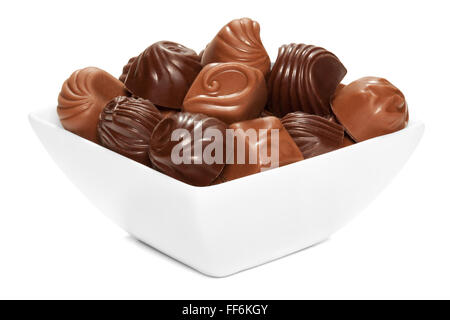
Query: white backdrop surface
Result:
<box><xmin>0</xmin><ymin>0</ymin><xmax>449</xmax><ymax>299</ymax></box>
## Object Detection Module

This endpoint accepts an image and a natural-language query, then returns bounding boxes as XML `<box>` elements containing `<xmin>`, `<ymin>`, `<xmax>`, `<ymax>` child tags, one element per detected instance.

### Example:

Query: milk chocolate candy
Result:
<box><xmin>331</xmin><ymin>77</ymin><xmax>409</xmax><ymax>142</ymax></box>
<box><xmin>281</xmin><ymin>112</ymin><xmax>344</xmax><ymax>159</ymax></box>
<box><xmin>97</xmin><ymin>96</ymin><xmax>162</xmax><ymax>166</ymax></box>
<box><xmin>267</xmin><ymin>43</ymin><xmax>347</xmax><ymax>117</ymax></box>
<box><xmin>183</xmin><ymin>63</ymin><xmax>267</xmax><ymax>124</ymax></box>
<box><xmin>220</xmin><ymin>116</ymin><xmax>304</xmax><ymax>182</ymax></box>
<box><xmin>124</xmin><ymin>41</ymin><xmax>202</xmax><ymax>109</ymax></box>
<box><xmin>57</xmin><ymin>67</ymin><xmax>127</xmax><ymax>142</ymax></box>
<box><xmin>201</xmin><ymin>18</ymin><xmax>271</xmax><ymax>77</ymax></box>
<box><xmin>149</xmin><ymin>112</ymin><xmax>227</xmax><ymax>186</ymax></box>
<box><xmin>341</xmin><ymin>134</ymin><xmax>355</xmax><ymax>148</ymax></box>
<box><xmin>119</xmin><ymin>56</ymin><xmax>136</xmax><ymax>83</ymax></box>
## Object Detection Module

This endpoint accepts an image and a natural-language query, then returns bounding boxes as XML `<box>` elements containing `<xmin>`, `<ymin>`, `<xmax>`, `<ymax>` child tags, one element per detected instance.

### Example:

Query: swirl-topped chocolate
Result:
<box><xmin>183</xmin><ymin>62</ymin><xmax>267</xmax><ymax>124</ymax></box>
<box><xmin>97</xmin><ymin>96</ymin><xmax>162</xmax><ymax>166</ymax></box>
<box><xmin>149</xmin><ymin>112</ymin><xmax>227</xmax><ymax>186</ymax></box>
<box><xmin>57</xmin><ymin>67</ymin><xmax>127</xmax><ymax>142</ymax></box>
<box><xmin>267</xmin><ymin>43</ymin><xmax>347</xmax><ymax>117</ymax></box>
<box><xmin>281</xmin><ymin>112</ymin><xmax>344</xmax><ymax>159</ymax></box>
<box><xmin>201</xmin><ymin>18</ymin><xmax>271</xmax><ymax>77</ymax></box>
<box><xmin>124</xmin><ymin>41</ymin><xmax>202</xmax><ymax>109</ymax></box>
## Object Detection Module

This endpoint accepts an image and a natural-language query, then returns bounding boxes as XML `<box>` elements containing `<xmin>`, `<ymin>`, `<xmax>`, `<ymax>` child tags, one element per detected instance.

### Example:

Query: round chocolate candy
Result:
<box><xmin>331</xmin><ymin>77</ymin><xmax>409</xmax><ymax>141</ymax></box>
<box><xmin>97</xmin><ymin>96</ymin><xmax>163</xmax><ymax>166</ymax></box>
<box><xmin>267</xmin><ymin>43</ymin><xmax>347</xmax><ymax>117</ymax></box>
<box><xmin>124</xmin><ymin>41</ymin><xmax>202</xmax><ymax>109</ymax></box>
<box><xmin>201</xmin><ymin>18</ymin><xmax>271</xmax><ymax>77</ymax></box>
<box><xmin>149</xmin><ymin>112</ymin><xmax>227</xmax><ymax>186</ymax></box>
<box><xmin>183</xmin><ymin>62</ymin><xmax>267</xmax><ymax>124</ymax></box>
<box><xmin>57</xmin><ymin>67</ymin><xmax>127</xmax><ymax>143</ymax></box>
<box><xmin>281</xmin><ymin>112</ymin><xmax>345</xmax><ymax>159</ymax></box>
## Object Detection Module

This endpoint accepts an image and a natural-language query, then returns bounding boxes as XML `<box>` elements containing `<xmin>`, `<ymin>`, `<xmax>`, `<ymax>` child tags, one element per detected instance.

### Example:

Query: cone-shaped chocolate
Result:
<box><xmin>201</xmin><ymin>18</ymin><xmax>271</xmax><ymax>77</ymax></box>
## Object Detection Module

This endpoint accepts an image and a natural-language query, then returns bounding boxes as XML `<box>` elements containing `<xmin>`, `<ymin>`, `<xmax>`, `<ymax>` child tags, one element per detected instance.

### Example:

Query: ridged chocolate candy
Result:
<box><xmin>124</xmin><ymin>41</ymin><xmax>202</xmax><ymax>109</ymax></box>
<box><xmin>281</xmin><ymin>112</ymin><xmax>344</xmax><ymax>159</ymax></box>
<box><xmin>219</xmin><ymin>116</ymin><xmax>304</xmax><ymax>182</ymax></box>
<box><xmin>149</xmin><ymin>112</ymin><xmax>227</xmax><ymax>186</ymax></box>
<box><xmin>119</xmin><ymin>56</ymin><xmax>136</xmax><ymax>83</ymax></box>
<box><xmin>97</xmin><ymin>96</ymin><xmax>163</xmax><ymax>166</ymax></box>
<box><xmin>331</xmin><ymin>77</ymin><xmax>409</xmax><ymax>142</ymax></box>
<box><xmin>267</xmin><ymin>43</ymin><xmax>347</xmax><ymax>117</ymax></box>
<box><xmin>183</xmin><ymin>62</ymin><xmax>267</xmax><ymax>124</ymax></box>
<box><xmin>57</xmin><ymin>67</ymin><xmax>127</xmax><ymax>142</ymax></box>
<box><xmin>201</xmin><ymin>18</ymin><xmax>271</xmax><ymax>76</ymax></box>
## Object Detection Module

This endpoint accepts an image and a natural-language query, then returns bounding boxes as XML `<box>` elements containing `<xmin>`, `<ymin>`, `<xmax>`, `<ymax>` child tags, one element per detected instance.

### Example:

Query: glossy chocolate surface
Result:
<box><xmin>57</xmin><ymin>67</ymin><xmax>127</xmax><ymax>142</ymax></box>
<box><xmin>219</xmin><ymin>116</ymin><xmax>304</xmax><ymax>182</ymax></box>
<box><xmin>124</xmin><ymin>41</ymin><xmax>202</xmax><ymax>109</ymax></box>
<box><xmin>331</xmin><ymin>77</ymin><xmax>408</xmax><ymax>141</ymax></box>
<box><xmin>201</xmin><ymin>18</ymin><xmax>271</xmax><ymax>76</ymax></box>
<box><xmin>149</xmin><ymin>112</ymin><xmax>227</xmax><ymax>186</ymax></box>
<box><xmin>183</xmin><ymin>62</ymin><xmax>267</xmax><ymax>124</ymax></box>
<box><xmin>119</xmin><ymin>56</ymin><xmax>136</xmax><ymax>83</ymax></box>
<box><xmin>281</xmin><ymin>112</ymin><xmax>344</xmax><ymax>159</ymax></box>
<box><xmin>97</xmin><ymin>96</ymin><xmax>162</xmax><ymax>166</ymax></box>
<box><xmin>267</xmin><ymin>43</ymin><xmax>347</xmax><ymax>117</ymax></box>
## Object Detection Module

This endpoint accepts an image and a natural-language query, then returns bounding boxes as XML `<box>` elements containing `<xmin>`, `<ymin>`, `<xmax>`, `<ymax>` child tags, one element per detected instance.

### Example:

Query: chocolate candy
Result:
<box><xmin>219</xmin><ymin>116</ymin><xmax>304</xmax><ymax>182</ymax></box>
<box><xmin>281</xmin><ymin>112</ymin><xmax>344</xmax><ymax>159</ymax></box>
<box><xmin>57</xmin><ymin>67</ymin><xmax>127</xmax><ymax>142</ymax></box>
<box><xmin>183</xmin><ymin>62</ymin><xmax>267</xmax><ymax>124</ymax></box>
<box><xmin>341</xmin><ymin>134</ymin><xmax>355</xmax><ymax>148</ymax></box>
<box><xmin>149</xmin><ymin>112</ymin><xmax>227</xmax><ymax>186</ymax></box>
<box><xmin>267</xmin><ymin>43</ymin><xmax>347</xmax><ymax>117</ymax></box>
<box><xmin>97</xmin><ymin>96</ymin><xmax>162</xmax><ymax>166</ymax></box>
<box><xmin>201</xmin><ymin>18</ymin><xmax>271</xmax><ymax>77</ymax></box>
<box><xmin>119</xmin><ymin>56</ymin><xmax>136</xmax><ymax>83</ymax></box>
<box><xmin>124</xmin><ymin>41</ymin><xmax>202</xmax><ymax>109</ymax></box>
<box><xmin>331</xmin><ymin>77</ymin><xmax>409</xmax><ymax>141</ymax></box>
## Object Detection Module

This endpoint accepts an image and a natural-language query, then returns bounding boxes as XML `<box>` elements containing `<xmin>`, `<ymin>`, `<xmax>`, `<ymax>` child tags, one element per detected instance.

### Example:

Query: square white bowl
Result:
<box><xmin>29</xmin><ymin>107</ymin><xmax>424</xmax><ymax>277</ymax></box>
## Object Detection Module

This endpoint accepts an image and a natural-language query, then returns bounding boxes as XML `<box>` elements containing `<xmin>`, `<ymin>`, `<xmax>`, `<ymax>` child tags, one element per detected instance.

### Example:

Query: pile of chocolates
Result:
<box><xmin>57</xmin><ymin>17</ymin><xmax>409</xmax><ymax>186</ymax></box>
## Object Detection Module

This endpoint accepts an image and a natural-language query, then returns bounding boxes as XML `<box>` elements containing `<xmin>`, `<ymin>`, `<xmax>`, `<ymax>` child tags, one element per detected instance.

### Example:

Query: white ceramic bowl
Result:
<box><xmin>29</xmin><ymin>107</ymin><xmax>424</xmax><ymax>277</ymax></box>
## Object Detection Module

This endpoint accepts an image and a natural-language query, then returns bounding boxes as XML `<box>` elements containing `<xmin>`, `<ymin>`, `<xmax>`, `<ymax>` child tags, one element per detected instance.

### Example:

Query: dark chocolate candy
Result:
<box><xmin>201</xmin><ymin>18</ymin><xmax>271</xmax><ymax>76</ymax></box>
<box><xmin>281</xmin><ymin>112</ymin><xmax>344</xmax><ymax>159</ymax></box>
<box><xmin>183</xmin><ymin>62</ymin><xmax>267</xmax><ymax>124</ymax></box>
<box><xmin>267</xmin><ymin>43</ymin><xmax>347</xmax><ymax>117</ymax></box>
<box><xmin>149</xmin><ymin>112</ymin><xmax>227</xmax><ymax>186</ymax></box>
<box><xmin>331</xmin><ymin>77</ymin><xmax>408</xmax><ymax>141</ymax></box>
<box><xmin>124</xmin><ymin>41</ymin><xmax>202</xmax><ymax>109</ymax></box>
<box><xmin>119</xmin><ymin>57</ymin><xmax>136</xmax><ymax>83</ymax></box>
<box><xmin>97</xmin><ymin>96</ymin><xmax>163</xmax><ymax>166</ymax></box>
<box><xmin>57</xmin><ymin>67</ymin><xmax>127</xmax><ymax>143</ymax></box>
<box><xmin>219</xmin><ymin>116</ymin><xmax>304</xmax><ymax>182</ymax></box>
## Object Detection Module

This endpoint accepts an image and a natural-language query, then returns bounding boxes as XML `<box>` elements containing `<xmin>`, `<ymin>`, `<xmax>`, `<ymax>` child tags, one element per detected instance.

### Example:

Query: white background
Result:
<box><xmin>1</xmin><ymin>0</ymin><xmax>449</xmax><ymax>299</ymax></box>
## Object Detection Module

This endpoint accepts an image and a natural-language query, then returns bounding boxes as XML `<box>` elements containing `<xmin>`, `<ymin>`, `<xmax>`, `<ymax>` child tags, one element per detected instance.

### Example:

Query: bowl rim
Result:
<box><xmin>29</xmin><ymin>106</ymin><xmax>424</xmax><ymax>190</ymax></box>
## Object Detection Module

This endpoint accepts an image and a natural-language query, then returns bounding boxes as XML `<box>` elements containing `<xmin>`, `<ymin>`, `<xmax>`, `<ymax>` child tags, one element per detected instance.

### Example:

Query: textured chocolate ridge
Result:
<box><xmin>149</xmin><ymin>112</ymin><xmax>227</xmax><ymax>186</ymax></box>
<box><xmin>119</xmin><ymin>57</ymin><xmax>136</xmax><ymax>83</ymax></box>
<box><xmin>281</xmin><ymin>112</ymin><xmax>344</xmax><ymax>158</ymax></box>
<box><xmin>268</xmin><ymin>43</ymin><xmax>347</xmax><ymax>117</ymax></box>
<box><xmin>98</xmin><ymin>96</ymin><xmax>162</xmax><ymax>166</ymax></box>
<box><xmin>201</xmin><ymin>18</ymin><xmax>271</xmax><ymax>76</ymax></box>
<box><xmin>124</xmin><ymin>41</ymin><xmax>202</xmax><ymax>109</ymax></box>
<box><xmin>183</xmin><ymin>62</ymin><xmax>267</xmax><ymax>124</ymax></box>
